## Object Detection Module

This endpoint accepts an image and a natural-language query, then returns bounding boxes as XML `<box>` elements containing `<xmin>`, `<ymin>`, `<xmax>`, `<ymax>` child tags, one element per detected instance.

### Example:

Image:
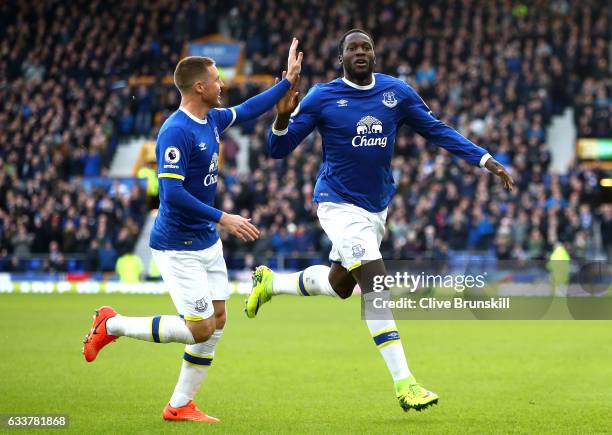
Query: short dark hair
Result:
<box><xmin>338</xmin><ymin>29</ymin><xmax>374</xmax><ymax>56</ymax></box>
<box><xmin>173</xmin><ymin>56</ymin><xmax>215</xmax><ymax>94</ymax></box>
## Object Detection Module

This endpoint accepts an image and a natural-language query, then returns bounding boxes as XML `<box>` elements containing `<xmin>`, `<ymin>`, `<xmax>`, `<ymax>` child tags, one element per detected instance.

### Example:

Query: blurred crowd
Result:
<box><xmin>0</xmin><ymin>173</ymin><xmax>148</xmax><ymax>272</ymax></box>
<box><xmin>219</xmin><ymin>0</ymin><xmax>611</xmax><ymax>264</ymax></box>
<box><xmin>0</xmin><ymin>0</ymin><xmax>224</xmax><ymax>272</ymax></box>
<box><xmin>1</xmin><ymin>0</ymin><xmax>610</xmax><ymax>272</ymax></box>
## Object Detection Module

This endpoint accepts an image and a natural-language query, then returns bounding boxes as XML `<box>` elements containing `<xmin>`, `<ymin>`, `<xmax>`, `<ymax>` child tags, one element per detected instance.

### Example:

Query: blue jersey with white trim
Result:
<box><xmin>268</xmin><ymin>73</ymin><xmax>490</xmax><ymax>212</ymax></box>
<box><xmin>150</xmin><ymin>107</ymin><xmax>235</xmax><ymax>251</ymax></box>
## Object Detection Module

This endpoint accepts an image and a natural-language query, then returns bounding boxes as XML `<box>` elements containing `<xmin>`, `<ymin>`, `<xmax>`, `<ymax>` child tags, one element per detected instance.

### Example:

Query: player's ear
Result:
<box><xmin>338</xmin><ymin>54</ymin><xmax>343</xmax><ymax>65</ymax></box>
<box><xmin>193</xmin><ymin>81</ymin><xmax>204</xmax><ymax>95</ymax></box>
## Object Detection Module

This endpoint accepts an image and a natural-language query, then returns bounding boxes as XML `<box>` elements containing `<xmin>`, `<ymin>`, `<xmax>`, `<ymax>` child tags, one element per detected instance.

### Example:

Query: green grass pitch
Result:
<box><xmin>0</xmin><ymin>293</ymin><xmax>610</xmax><ymax>434</ymax></box>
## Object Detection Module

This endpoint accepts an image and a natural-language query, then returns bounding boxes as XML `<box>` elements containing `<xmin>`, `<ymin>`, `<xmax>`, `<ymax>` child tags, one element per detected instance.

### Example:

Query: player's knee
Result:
<box><xmin>187</xmin><ymin>320</ymin><xmax>215</xmax><ymax>343</ymax></box>
<box><xmin>334</xmin><ymin>284</ymin><xmax>354</xmax><ymax>299</ymax></box>
<box><xmin>214</xmin><ymin>309</ymin><xmax>227</xmax><ymax>330</ymax></box>
<box><xmin>329</xmin><ymin>278</ymin><xmax>354</xmax><ymax>299</ymax></box>
<box><xmin>328</xmin><ymin>268</ymin><xmax>355</xmax><ymax>299</ymax></box>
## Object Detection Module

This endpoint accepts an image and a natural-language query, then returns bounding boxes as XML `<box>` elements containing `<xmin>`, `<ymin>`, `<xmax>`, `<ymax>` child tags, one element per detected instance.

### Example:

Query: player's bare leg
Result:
<box><xmin>352</xmin><ymin>259</ymin><xmax>438</xmax><ymax>412</ymax></box>
<box><xmin>328</xmin><ymin>262</ymin><xmax>357</xmax><ymax>299</ymax></box>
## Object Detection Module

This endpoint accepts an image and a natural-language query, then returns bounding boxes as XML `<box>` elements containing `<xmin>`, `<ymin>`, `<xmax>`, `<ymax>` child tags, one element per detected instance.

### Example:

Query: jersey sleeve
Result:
<box><xmin>232</xmin><ymin>78</ymin><xmax>291</xmax><ymax>124</ymax></box>
<box><xmin>210</xmin><ymin>108</ymin><xmax>237</xmax><ymax>133</ymax></box>
<box><xmin>159</xmin><ymin>177</ymin><xmax>223</xmax><ymax>222</ymax></box>
<box><xmin>398</xmin><ymin>81</ymin><xmax>491</xmax><ymax>167</ymax></box>
<box><xmin>156</xmin><ymin>126</ymin><xmax>222</xmax><ymax>222</ymax></box>
<box><xmin>156</xmin><ymin>126</ymin><xmax>192</xmax><ymax>181</ymax></box>
<box><xmin>210</xmin><ymin>79</ymin><xmax>292</xmax><ymax>134</ymax></box>
<box><xmin>267</xmin><ymin>85</ymin><xmax>320</xmax><ymax>159</ymax></box>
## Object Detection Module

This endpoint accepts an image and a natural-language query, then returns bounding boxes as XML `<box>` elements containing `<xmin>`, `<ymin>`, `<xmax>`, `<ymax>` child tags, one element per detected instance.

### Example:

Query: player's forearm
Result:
<box><xmin>430</xmin><ymin>124</ymin><xmax>490</xmax><ymax>166</ymax></box>
<box><xmin>233</xmin><ymin>79</ymin><xmax>291</xmax><ymax>123</ymax></box>
<box><xmin>408</xmin><ymin>108</ymin><xmax>490</xmax><ymax>166</ymax></box>
<box><xmin>160</xmin><ymin>178</ymin><xmax>222</xmax><ymax>223</ymax></box>
<box><xmin>267</xmin><ymin>128</ymin><xmax>301</xmax><ymax>159</ymax></box>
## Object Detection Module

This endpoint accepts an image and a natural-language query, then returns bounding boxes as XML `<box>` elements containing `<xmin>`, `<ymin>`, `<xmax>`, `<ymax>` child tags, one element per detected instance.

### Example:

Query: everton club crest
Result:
<box><xmin>382</xmin><ymin>91</ymin><xmax>397</xmax><ymax>108</ymax></box>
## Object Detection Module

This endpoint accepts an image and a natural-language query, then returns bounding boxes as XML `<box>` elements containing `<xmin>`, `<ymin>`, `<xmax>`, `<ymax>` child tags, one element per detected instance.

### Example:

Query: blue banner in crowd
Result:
<box><xmin>187</xmin><ymin>42</ymin><xmax>241</xmax><ymax>67</ymax></box>
<box><xmin>78</xmin><ymin>177</ymin><xmax>147</xmax><ymax>193</ymax></box>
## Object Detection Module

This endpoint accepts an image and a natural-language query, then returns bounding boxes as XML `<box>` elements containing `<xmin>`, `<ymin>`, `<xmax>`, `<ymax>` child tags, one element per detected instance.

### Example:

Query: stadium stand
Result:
<box><xmin>0</xmin><ymin>0</ymin><xmax>610</xmax><ymax>273</ymax></box>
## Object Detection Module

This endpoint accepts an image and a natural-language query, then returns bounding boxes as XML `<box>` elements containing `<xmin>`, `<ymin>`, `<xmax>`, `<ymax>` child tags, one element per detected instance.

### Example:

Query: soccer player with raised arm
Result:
<box><xmin>82</xmin><ymin>39</ymin><xmax>303</xmax><ymax>422</ymax></box>
<box><xmin>245</xmin><ymin>30</ymin><xmax>513</xmax><ymax>412</ymax></box>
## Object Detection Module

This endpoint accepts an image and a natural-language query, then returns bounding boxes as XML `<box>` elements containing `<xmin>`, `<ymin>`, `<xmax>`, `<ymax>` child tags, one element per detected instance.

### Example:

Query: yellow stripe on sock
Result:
<box><xmin>377</xmin><ymin>339</ymin><xmax>401</xmax><ymax>349</ymax></box>
<box><xmin>183</xmin><ymin>359</ymin><xmax>212</xmax><ymax>367</ymax></box>
<box><xmin>372</xmin><ymin>328</ymin><xmax>399</xmax><ymax>338</ymax></box>
<box><xmin>184</xmin><ymin>350</ymin><xmax>214</xmax><ymax>359</ymax></box>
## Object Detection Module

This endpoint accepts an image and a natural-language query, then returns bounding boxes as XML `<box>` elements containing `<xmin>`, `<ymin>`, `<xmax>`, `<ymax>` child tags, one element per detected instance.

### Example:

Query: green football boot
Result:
<box><xmin>245</xmin><ymin>265</ymin><xmax>274</xmax><ymax>318</ymax></box>
<box><xmin>395</xmin><ymin>376</ymin><xmax>439</xmax><ymax>412</ymax></box>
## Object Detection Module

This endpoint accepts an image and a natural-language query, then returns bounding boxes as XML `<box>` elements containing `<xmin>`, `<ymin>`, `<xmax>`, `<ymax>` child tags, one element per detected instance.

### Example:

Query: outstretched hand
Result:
<box><xmin>275</xmin><ymin>73</ymin><xmax>300</xmax><ymax>116</ymax></box>
<box><xmin>285</xmin><ymin>37</ymin><xmax>303</xmax><ymax>85</ymax></box>
<box><xmin>484</xmin><ymin>158</ymin><xmax>514</xmax><ymax>191</ymax></box>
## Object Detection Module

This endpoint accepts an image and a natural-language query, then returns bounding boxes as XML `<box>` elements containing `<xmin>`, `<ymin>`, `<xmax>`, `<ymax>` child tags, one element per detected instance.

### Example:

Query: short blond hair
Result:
<box><xmin>173</xmin><ymin>56</ymin><xmax>215</xmax><ymax>93</ymax></box>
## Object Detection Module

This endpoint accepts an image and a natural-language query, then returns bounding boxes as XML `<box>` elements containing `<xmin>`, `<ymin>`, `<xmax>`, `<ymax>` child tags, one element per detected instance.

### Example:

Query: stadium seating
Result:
<box><xmin>1</xmin><ymin>0</ymin><xmax>610</xmax><ymax>272</ymax></box>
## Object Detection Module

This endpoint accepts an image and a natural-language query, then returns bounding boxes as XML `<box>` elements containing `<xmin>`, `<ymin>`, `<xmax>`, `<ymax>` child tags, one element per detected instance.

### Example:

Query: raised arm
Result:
<box><xmin>400</xmin><ymin>84</ymin><xmax>514</xmax><ymax>191</ymax></box>
<box><xmin>267</xmin><ymin>82</ymin><xmax>319</xmax><ymax>159</ymax></box>
<box><xmin>212</xmin><ymin>38</ymin><xmax>303</xmax><ymax>132</ymax></box>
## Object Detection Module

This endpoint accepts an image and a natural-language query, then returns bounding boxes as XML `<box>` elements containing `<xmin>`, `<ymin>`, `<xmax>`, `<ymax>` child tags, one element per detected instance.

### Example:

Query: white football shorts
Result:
<box><xmin>151</xmin><ymin>239</ymin><xmax>229</xmax><ymax>321</ymax></box>
<box><xmin>317</xmin><ymin>202</ymin><xmax>388</xmax><ymax>271</ymax></box>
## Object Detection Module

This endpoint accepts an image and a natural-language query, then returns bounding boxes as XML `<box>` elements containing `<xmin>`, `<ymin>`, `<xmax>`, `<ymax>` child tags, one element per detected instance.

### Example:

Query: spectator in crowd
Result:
<box><xmin>115</xmin><ymin>250</ymin><xmax>144</xmax><ymax>283</ymax></box>
<box><xmin>98</xmin><ymin>240</ymin><xmax>118</xmax><ymax>273</ymax></box>
<box><xmin>10</xmin><ymin>224</ymin><xmax>34</xmax><ymax>258</ymax></box>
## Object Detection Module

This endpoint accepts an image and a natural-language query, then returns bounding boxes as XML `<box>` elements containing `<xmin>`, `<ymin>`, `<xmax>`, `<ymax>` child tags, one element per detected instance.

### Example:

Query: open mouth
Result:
<box><xmin>355</xmin><ymin>59</ymin><xmax>368</xmax><ymax>67</ymax></box>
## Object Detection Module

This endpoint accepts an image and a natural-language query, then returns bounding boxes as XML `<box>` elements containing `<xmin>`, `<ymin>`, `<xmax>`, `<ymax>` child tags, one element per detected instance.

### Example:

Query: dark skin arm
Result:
<box><xmin>272</xmin><ymin>73</ymin><xmax>301</xmax><ymax>131</ymax></box>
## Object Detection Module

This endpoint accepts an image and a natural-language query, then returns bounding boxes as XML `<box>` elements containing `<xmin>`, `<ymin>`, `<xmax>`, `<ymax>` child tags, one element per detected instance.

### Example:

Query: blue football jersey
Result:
<box><xmin>150</xmin><ymin>107</ymin><xmax>235</xmax><ymax>251</ymax></box>
<box><xmin>268</xmin><ymin>73</ymin><xmax>490</xmax><ymax>212</ymax></box>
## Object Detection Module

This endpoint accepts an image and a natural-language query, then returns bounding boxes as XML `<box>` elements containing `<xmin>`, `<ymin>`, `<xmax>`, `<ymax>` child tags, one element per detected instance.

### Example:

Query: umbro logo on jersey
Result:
<box><xmin>382</xmin><ymin>91</ymin><xmax>397</xmax><ymax>108</ymax></box>
<box><xmin>336</xmin><ymin>99</ymin><xmax>348</xmax><ymax>107</ymax></box>
<box><xmin>198</xmin><ymin>142</ymin><xmax>207</xmax><ymax>151</ymax></box>
<box><xmin>214</xmin><ymin>127</ymin><xmax>220</xmax><ymax>143</ymax></box>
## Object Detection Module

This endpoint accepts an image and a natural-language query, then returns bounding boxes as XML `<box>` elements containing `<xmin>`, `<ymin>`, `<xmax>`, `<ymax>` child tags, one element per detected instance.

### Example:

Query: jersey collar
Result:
<box><xmin>341</xmin><ymin>74</ymin><xmax>376</xmax><ymax>90</ymax></box>
<box><xmin>179</xmin><ymin>107</ymin><xmax>207</xmax><ymax>124</ymax></box>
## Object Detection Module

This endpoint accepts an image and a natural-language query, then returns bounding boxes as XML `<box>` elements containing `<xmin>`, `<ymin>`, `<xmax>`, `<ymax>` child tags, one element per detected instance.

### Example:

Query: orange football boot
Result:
<box><xmin>163</xmin><ymin>401</ymin><xmax>220</xmax><ymax>422</ymax></box>
<box><xmin>82</xmin><ymin>306</ymin><xmax>118</xmax><ymax>362</ymax></box>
